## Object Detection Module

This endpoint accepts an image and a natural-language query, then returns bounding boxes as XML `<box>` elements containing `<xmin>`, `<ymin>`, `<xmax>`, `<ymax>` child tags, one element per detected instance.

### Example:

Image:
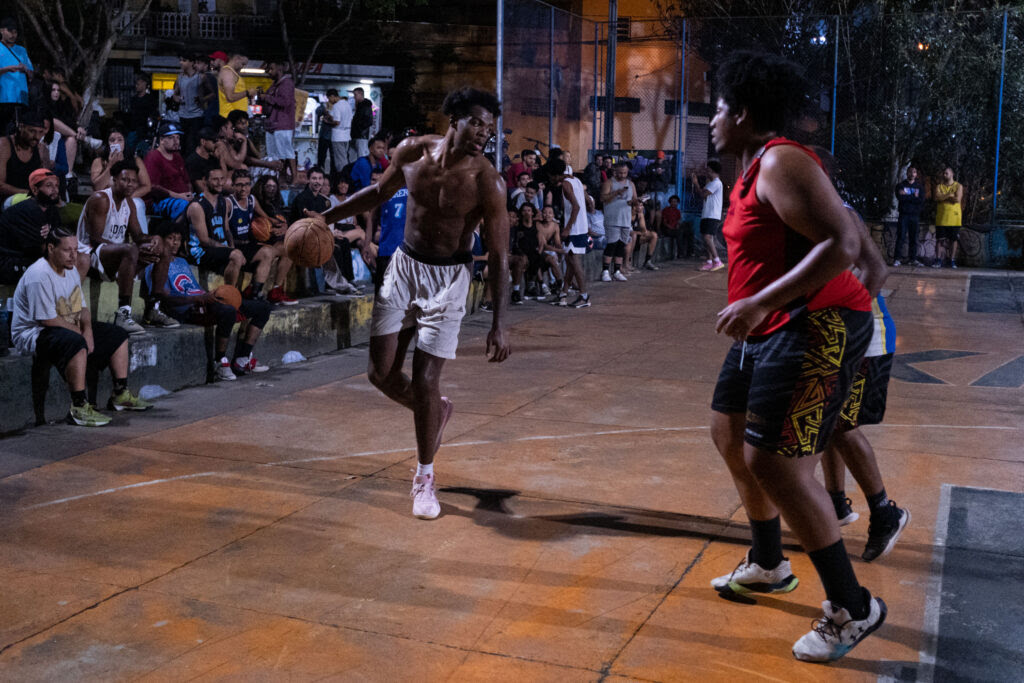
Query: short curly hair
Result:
<box><xmin>442</xmin><ymin>87</ymin><xmax>501</xmax><ymax>120</ymax></box>
<box><xmin>715</xmin><ymin>51</ymin><xmax>808</xmax><ymax>134</ymax></box>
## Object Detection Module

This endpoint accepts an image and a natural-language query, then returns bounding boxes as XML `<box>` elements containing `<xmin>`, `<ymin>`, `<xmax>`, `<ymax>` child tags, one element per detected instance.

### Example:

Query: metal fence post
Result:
<box><xmin>993</xmin><ymin>9</ymin><xmax>1008</xmax><ymax>223</ymax></box>
<box><xmin>831</xmin><ymin>15</ymin><xmax>839</xmax><ymax>154</ymax></box>
<box><xmin>604</xmin><ymin>0</ymin><xmax>617</xmax><ymax>151</ymax></box>
<box><xmin>592</xmin><ymin>21</ymin><xmax>599</xmax><ymax>156</ymax></box>
<box><xmin>549</xmin><ymin>6</ymin><xmax>555</xmax><ymax>151</ymax></box>
<box><xmin>677</xmin><ymin>19</ymin><xmax>687</xmax><ymax>207</ymax></box>
<box><xmin>496</xmin><ymin>0</ymin><xmax>504</xmax><ymax>173</ymax></box>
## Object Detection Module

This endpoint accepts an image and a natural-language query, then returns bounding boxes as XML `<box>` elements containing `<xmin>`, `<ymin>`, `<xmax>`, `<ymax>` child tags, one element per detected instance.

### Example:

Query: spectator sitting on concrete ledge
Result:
<box><xmin>0</xmin><ymin>168</ymin><xmax>72</xmax><ymax>285</ymax></box>
<box><xmin>144</xmin><ymin>218</ymin><xmax>272</xmax><ymax>381</ymax></box>
<box><xmin>10</xmin><ymin>227</ymin><xmax>153</xmax><ymax>427</ymax></box>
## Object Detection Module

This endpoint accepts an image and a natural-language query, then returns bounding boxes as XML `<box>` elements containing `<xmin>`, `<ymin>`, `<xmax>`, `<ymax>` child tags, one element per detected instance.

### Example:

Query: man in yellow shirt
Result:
<box><xmin>933</xmin><ymin>166</ymin><xmax>963</xmax><ymax>268</ymax></box>
<box><xmin>218</xmin><ymin>52</ymin><xmax>254</xmax><ymax>118</ymax></box>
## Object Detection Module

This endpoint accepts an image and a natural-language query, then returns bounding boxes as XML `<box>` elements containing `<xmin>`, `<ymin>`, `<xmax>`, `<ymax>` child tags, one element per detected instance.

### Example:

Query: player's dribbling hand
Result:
<box><xmin>716</xmin><ymin>298</ymin><xmax>769</xmax><ymax>341</ymax></box>
<box><xmin>486</xmin><ymin>327</ymin><xmax>510</xmax><ymax>363</ymax></box>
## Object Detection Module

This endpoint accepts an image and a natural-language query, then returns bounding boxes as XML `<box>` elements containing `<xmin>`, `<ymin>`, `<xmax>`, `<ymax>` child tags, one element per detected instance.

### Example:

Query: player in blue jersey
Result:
<box><xmin>823</xmin><ymin>202</ymin><xmax>910</xmax><ymax>562</ymax></box>
<box><xmin>144</xmin><ymin>219</ymin><xmax>274</xmax><ymax>381</ymax></box>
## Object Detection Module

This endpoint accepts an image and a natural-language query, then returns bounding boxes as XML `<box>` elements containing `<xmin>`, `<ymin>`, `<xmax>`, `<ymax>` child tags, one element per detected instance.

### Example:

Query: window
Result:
<box><xmin>617</xmin><ymin>17</ymin><xmax>631</xmax><ymax>42</ymax></box>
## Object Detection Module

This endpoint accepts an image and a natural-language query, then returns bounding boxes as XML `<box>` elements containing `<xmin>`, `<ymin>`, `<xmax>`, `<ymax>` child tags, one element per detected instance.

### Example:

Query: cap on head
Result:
<box><xmin>656</xmin><ymin>150</ymin><xmax>666</xmax><ymax>159</ymax></box>
<box><xmin>208</xmin><ymin>51</ymin><xmax>228</xmax><ymax>62</ymax></box>
<box><xmin>158</xmin><ymin>122</ymin><xmax>184</xmax><ymax>138</ymax></box>
<box><xmin>19</xmin><ymin>110</ymin><xmax>45</xmax><ymax>128</ymax></box>
<box><xmin>28</xmin><ymin>168</ymin><xmax>56</xmax><ymax>191</ymax></box>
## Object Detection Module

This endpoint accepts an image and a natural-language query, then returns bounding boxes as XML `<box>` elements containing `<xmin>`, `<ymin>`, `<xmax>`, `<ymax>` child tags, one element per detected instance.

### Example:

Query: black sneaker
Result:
<box><xmin>569</xmin><ymin>295</ymin><xmax>591</xmax><ymax>308</ymax></box>
<box><xmin>862</xmin><ymin>502</ymin><xmax>910</xmax><ymax>562</ymax></box>
<box><xmin>550</xmin><ymin>293</ymin><xmax>567</xmax><ymax>306</ymax></box>
<box><xmin>833</xmin><ymin>496</ymin><xmax>859</xmax><ymax>526</ymax></box>
<box><xmin>511</xmin><ymin>292</ymin><xmax>524</xmax><ymax>305</ymax></box>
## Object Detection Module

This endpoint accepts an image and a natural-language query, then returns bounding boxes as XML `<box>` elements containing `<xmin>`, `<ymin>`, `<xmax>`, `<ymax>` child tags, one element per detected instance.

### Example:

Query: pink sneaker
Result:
<box><xmin>700</xmin><ymin>260</ymin><xmax>714</xmax><ymax>271</ymax></box>
<box><xmin>433</xmin><ymin>397</ymin><xmax>453</xmax><ymax>456</ymax></box>
<box><xmin>711</xmin><ymin>259</ymin><xmax>725</xmax><ymax>271</ymax></box>
<box><xmin>411</xmin><ymin>474</ymin><xmax>441</xmax><ymax>519</ymax></box>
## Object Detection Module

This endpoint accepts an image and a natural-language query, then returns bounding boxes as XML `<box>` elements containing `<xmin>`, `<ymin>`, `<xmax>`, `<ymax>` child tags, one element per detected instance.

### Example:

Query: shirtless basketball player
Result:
<box><xmin>305</xmin><ymin>87</ymin><xmax>511</xmax><ymax>520</ymax></box>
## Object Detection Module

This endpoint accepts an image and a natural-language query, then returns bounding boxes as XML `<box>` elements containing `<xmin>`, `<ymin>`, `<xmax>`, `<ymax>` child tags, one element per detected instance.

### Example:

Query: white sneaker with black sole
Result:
<box><xmin>792</xmin><ymin>591</ymin><xmax>887</xmax><ymax>662</ymax></box>
<box><xmin>569</xmin><ymin>295</ymin><xmax>591</xmax><ymax>308</ymax></box>
<box><xmin>711</xmin><ymin>550</ymin><xmax>799</xmax><ymax>595</ymax></box>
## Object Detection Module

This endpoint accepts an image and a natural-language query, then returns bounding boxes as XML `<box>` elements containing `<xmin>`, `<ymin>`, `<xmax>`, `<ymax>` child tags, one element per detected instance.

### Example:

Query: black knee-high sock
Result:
<box><xmin>808</xmin><ymin>539</ymin><xmax>868</xmax><ymax>619</ymax></box>
<box><xmin>234</xmin><ymin>341</ymin><xmax>254</xmax><ymax>361</ymax></box>
<box><xmin>748</xmin><ymin>516</ymin><xmax>784</xmax><ymax>569</ymax></box>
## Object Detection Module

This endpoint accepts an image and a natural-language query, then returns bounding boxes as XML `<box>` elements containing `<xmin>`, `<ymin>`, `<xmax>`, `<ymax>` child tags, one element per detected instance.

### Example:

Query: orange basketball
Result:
<box><xmin>251</xmin><ymin>215</ymin><xmax>272</xmax><ymax>242</ymax></box>
<box><xmin>213</xmin><ymin>284</ymin><xmax>242</xmax><ymax>309</ymax></box>
<box><xmin>285</xmin><ymin>217</ymin><xmax>334</xmax><ymax>267</ymax></box>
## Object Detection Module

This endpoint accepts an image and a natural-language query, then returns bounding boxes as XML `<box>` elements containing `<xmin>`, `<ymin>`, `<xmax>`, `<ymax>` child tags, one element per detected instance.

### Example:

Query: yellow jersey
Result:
<box><xmin>218</xmin><ymin>65</ymin><xmax>249</xmax><ymax>117</ymax></box>
<box><xmin>934</xmin><ymin>182</ymin><xmax>962</xmax><ymax>227</ymax></box>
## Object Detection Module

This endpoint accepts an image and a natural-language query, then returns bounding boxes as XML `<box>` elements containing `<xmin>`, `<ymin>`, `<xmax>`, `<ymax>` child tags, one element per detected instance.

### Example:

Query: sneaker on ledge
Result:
<box><xmin>114</xmin><ymin>307</ymin><xmax>145</xmax><ymax>335</ymax></box>
<box><xmin>268</xmin><ymin>286</ymin><xmax>298</xmax><ymax>305</ymax></box>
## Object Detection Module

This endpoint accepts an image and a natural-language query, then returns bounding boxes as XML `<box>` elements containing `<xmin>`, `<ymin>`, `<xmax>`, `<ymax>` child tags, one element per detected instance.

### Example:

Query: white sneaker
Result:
<box><xmin>216</xmin><ymin>357</ymin><xmax>237</xmax><ymax>381</ymax></box>
<box><xmin>792</xmin><ymin>592</ymin><xmax>887</xmax><ymax>662</ymax></box>
<box><xmin>232</xmin><ymin>353</ymin><xmax>269</xmax><ymax>375</ymax></box>
<box><xmin>613</xmin><ymin>271</ymin><xmax>628</xmax><ymax>282</ymax></box>
<box><xmin>711</xmin><ymin>550</ymin><xmax>799</xmax><ymax>594</ymax></box>
<box><xmin>411</xmin><ymin>474</ymin><xmax>441</xmax><ymax>519</ymax></box>
<box><xmin>114</xmin><ymin>307</ymin><xmax>145</xmax><ymax>335</ymax></box>
<box><xmin>601</xmin><ymin>270</ymin><xmax>612</xmax><ymax>282</ymax></box>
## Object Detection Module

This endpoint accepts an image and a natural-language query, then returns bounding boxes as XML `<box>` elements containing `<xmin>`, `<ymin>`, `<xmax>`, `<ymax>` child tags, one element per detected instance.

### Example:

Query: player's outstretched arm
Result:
<box><xmin>313</xmin><ymin>138</ymin><xmax>415</xmax><ymax>226</ymax></box>
<box><xmin>481</xmin><ymin>168</ymin><xmax>511</xmax><ymax>363</ymax></box>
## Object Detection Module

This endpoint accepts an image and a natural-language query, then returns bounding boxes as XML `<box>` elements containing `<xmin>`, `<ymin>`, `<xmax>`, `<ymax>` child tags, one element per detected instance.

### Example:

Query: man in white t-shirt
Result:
<box><xmin>11</xmin><ymin>228</ymin><xmax>152</xmax><ymax>427</ymax></box>
<box><xmin>691</xmin><ymin>159</ymin><xmax>724</xmax><ymax>271</ymax></box>
<box><xmin>550</xmin><ymin>159</ymin><xmax>591</xmax><ymax>308</ymax></box>
<box><xmin>326</xmin><ymin>88</ymin><xmax>353</xmax><ymax>174</ymax></box>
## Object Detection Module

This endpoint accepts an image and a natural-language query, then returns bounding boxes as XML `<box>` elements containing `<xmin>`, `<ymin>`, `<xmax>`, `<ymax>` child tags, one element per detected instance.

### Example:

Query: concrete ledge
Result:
<box><xmin>0</xmin><ymin>281</ymin><xmax>487</xmax><ymax>435</ymax></box>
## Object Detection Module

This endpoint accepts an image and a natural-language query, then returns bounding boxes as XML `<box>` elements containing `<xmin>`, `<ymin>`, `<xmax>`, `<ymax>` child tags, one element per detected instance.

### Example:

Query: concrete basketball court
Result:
<box><xmin>1</xmin><ymin>263</ymin><xmax>1022</xmax><ymax>681</ymax></box>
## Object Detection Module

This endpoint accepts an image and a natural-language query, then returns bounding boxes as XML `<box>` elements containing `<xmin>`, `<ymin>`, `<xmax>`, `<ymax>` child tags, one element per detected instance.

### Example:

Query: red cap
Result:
<box><xmin>656</xmin><ymin>150</ymin><xmax>666</xmax><ymax>159</ymax></box>
<box><xmin>28</xmin><ymin>168</ymin><xmax>56</xmax><ymax>190</ymax></box>
<box><xmin>208</xmin><ymin>51</ymin><xmax>228</xmax><ymax>62</ymax></box>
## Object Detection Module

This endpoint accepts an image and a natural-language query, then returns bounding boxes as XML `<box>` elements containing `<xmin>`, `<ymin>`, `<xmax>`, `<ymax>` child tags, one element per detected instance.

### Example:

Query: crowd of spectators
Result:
<box><xmin>0</xmin><ymin>11</ymin><xmax>970</xmax><ymax>427</ymax></box>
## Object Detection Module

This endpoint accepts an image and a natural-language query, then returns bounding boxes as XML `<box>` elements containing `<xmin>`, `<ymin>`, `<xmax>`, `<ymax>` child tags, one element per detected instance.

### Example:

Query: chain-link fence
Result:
<box><xmin>498</xmin><ymin>2</ymin><xmax>1024</xmax><ymax>268</ymax></box>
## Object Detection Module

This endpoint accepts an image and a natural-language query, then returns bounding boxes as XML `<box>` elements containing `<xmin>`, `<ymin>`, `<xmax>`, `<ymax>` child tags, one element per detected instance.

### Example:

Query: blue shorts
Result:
<box><xmin>566</xmin><ymin>234</ymin><xmax>589</xmax><ymax>254</ymax></box>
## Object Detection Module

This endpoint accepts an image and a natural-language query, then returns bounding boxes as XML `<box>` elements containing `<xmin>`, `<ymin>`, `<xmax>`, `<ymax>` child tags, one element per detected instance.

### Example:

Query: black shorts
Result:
<box><xmin>189</xmin><ymin>246</ymin><xmax>235</xmax><ymax>274</ymax></box>
<box><xmin>374</xmin><ymin>253</ymin><xmax>392</xmax><ymax>293</ymax></box>
<box><xmin>936</xmin><ymin>225</ymin><xmax>961</xmax><ymax>241</ymax></box>
<box><xmin>236</xmin><ymin>241</ymin><xmax>265</xmax><ymax>272</ymax></box>
<box><xmin>35</xmin><ymin>323</ymin><xmax>129</xmax><ymax>379</ymax></box>
<box><xmin>711</xmin><ymin>307</ymin><xmax>873</xmax><ymax>457</ymax></box>
<box><xmin>699</xmin><ymin>218</ymin><xmax>722</xmax><ymax>236</ymax></box>
<box><xmin>837</xmin><ymin>353</ymin><xmax>893</xmax><ymax>431</ymax></box>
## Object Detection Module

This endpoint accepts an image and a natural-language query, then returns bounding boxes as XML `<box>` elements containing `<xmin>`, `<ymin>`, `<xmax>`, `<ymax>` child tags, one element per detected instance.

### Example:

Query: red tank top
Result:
<box><xmin>723</xmin><ymin>138</ymin><xmax>870</xmax><ymax>336</ymax></box>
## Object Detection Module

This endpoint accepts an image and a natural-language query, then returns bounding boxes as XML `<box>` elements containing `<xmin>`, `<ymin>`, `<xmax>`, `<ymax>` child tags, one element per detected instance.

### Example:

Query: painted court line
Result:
<box><xmin>22</xmin><ymin>427</ymin><xmax>708</xmax><ymax>510</ymax></box>
<box><xmin>916</xmin><ymin>482</ymin><xmax>951</xmax><ymax>683</ymax></box>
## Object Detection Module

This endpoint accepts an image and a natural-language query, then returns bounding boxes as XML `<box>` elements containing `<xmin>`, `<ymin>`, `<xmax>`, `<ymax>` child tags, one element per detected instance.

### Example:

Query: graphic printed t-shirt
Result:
<box><xmin>11</xmin><ymin>258</ymin><xmax>86</xmax><ymax>354</ymax></box>
<box><xmin>144</xmin><ymin>257</ymin><xmax>203</xmax><ymax>315</ymax></box>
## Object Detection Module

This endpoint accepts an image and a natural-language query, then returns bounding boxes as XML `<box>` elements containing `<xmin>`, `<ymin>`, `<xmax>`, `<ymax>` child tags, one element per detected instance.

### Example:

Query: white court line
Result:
<box><xmin>20</xmin><ymin>424</ymin><xmax>1015</xmax><ymax>512</ymax></box>
<box><xmin>22</xmin><ymin>426</ymin><xmax>709</xmax><ymax>510</ymax></box>
<box><xmin>916</xmin><ymin>482</ymin><xmax>951</xmax><ymax>683</ymax></box>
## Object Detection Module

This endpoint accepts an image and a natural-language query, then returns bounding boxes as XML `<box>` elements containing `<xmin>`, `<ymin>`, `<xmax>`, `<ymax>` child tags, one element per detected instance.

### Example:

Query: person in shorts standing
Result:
<box><xmin>692</xmin><ymin>160</ymin><xmax>725</xmax><ymax>271</ymax></box>
<box><xmin>932</xmin><ymin>166</ymin><xmax>963</xmax><ymax>268</ymax></box>
<box><xmin>706</xmin><ymin>51</ymin><xmax>886</xmax><ymax>663</ymax></box>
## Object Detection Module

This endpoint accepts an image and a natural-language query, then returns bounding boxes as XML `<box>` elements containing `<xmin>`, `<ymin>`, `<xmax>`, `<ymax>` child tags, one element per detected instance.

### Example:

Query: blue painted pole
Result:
<box><xmin>592</xmin><ymin>21</ymin><xmax>599</xmax><ymax>155</ymax></box>
<box><xmin>993</xmin><ymin>10</ymin><xmax>1008</xmax><ymax>223</ymax></box>
<box><xmin>549</xmin><ymin>6</ymin><xmax>555</xmax><ymax>150</ymax></box>
<box><xmin>830</xmin><ymin>15</ymin><xmax>839</xmax><ymax>154</ymax></box>
<box><xmin>678</xmin><ymin>20</ymin><xmax>687</xmax><ymax>210</ymax></box>
<box><xmin>496</xmin><ymin>0</ymin><xmax>504</xmax><ymax>173</ymax></box>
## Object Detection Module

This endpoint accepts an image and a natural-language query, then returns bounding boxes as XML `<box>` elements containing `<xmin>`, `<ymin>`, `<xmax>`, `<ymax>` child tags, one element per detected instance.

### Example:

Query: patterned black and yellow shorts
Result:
<box><xmin>837</xmin><ymin>353</ymin><xmax>894</xmax><ymax>431</ymax></box>
<box><xmin>711</xmin><ymin>307</ymin><xmax>873</xmax><ymax>457</ymax></box>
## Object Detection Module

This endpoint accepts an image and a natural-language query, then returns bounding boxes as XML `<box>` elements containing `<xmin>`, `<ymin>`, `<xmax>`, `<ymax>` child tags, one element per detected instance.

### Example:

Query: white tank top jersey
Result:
<box><xmin>604</xmin><ymin>178</ymin><xmax>633</xmax><ymax>228</ymax></box>
<box><xmin>77</xmin><ymin>188</ymin><xmax>131</xmax><ymax>252</ymax></box>
<box><xmin>562</xmin><ymin>176</ymin><xmax>589</xmax><ymax>236</ymax></box>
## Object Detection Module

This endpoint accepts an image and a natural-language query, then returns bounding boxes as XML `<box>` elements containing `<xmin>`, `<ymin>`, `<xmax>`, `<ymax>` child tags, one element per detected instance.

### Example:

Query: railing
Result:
<box><xmin>118</xmin><ymin>11</ymin><xmax>273</xmax><ymax>40</ymax></box>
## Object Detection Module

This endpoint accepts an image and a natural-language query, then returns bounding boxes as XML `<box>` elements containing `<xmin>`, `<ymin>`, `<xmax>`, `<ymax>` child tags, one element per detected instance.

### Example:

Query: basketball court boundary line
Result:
<box><xmin>916</xmin><ymin>481</ymin><xmax>950</xmax><ymax>683</ymax></box>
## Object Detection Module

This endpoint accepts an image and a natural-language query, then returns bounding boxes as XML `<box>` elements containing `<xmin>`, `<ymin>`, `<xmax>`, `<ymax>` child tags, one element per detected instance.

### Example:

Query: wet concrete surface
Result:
<box><xmin>1</xmin><ymin>261</ymin><xmax>1022</xmax><ymax>681</ymax></box>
